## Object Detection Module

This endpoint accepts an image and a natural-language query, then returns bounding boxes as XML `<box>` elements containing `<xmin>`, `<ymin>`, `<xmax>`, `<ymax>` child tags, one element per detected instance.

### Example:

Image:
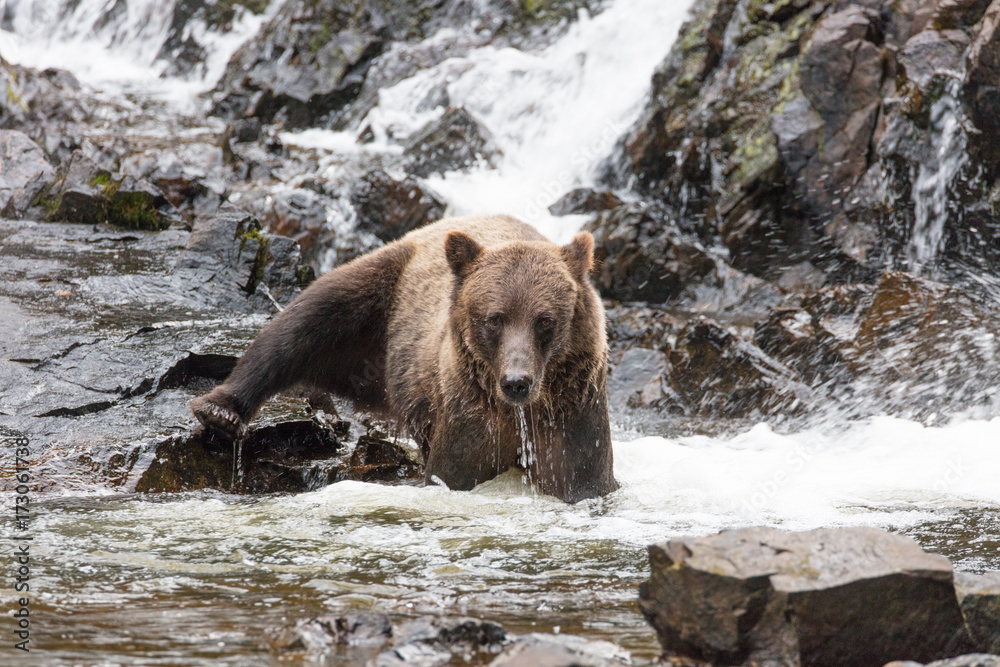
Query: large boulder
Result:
<box><xmin>402</xmin><ymin>107</ymin><xmax>501</xmax><ymax>178</ymax></box>
<box><xmin>349</xmin><ymin>169</ymin><xmax>446</xmax><ymax>241</ymax></box>
<box><xmin>0</xmin><ymin>130</ymin><xmax>55</xmax><ymax>217</ymax></box>
<box><xmin>599</xmin><ymin>0</ymin><xmax>1000</xmax><ymax>283</ymax></box>
<box><xmin>641</xmin><ymin>526</ymin><xmax>977</xmax><ymax>666</ymax></box>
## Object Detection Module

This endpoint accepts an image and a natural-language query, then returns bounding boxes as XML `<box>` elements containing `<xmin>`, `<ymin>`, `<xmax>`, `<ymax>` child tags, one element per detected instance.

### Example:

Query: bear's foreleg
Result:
<box><xmin>191</xmin><ymin>242</ymin><xmax>415</xmax><ymax>439</ymax></box>
<box><xmin>533</xmin><ymin>387</ymin><xmax>619</xmax><ymax>503</ymax></box>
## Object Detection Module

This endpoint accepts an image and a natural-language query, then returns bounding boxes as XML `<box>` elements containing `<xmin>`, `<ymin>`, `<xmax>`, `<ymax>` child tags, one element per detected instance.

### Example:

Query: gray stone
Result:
<box><xmin>641</xmin><ymin>526</ymin><xmax>975</xmax><ymax>667</ymax></box>
<box><xmin>956</xmin><ymin>572</ymin><xmax>1000</xmax><ymax>654</ymax></box>
<box><xmin>489</xmin><ymin>633</ymin><xmax>631</xmax><ymax>667</ymax></box>
<box><xmin>0</xmin><ymin>130</ymin><xmax>55</xmax><ymax>217</ymax></box>
<box><xmin>403</xmin><ymin>107</ymin><xmax>501</xmax><ymax>178</ymax></box>
<box><xmin>608</xmin><ymin>348</ymin><xmax>668</xmax><ymax>410</ymax></box>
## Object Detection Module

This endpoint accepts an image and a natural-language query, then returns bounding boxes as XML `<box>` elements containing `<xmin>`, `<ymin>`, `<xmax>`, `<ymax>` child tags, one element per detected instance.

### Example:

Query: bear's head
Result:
<box><xmin>445</xmin><ymin>230</ymin><xmax>595</xmax><ymax>406</ymax></box>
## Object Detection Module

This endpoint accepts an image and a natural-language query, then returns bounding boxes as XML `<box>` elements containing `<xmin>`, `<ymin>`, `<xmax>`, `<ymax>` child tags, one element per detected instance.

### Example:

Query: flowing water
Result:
<box><xmin>3</xmin><ymin>1</ymin><xmax>1000</xmax><ymax>664</ymax></box>
<box><xmin>907</xmin><ymin>76</ymin><xmax>970</xmax><ymax>275</ymax></box>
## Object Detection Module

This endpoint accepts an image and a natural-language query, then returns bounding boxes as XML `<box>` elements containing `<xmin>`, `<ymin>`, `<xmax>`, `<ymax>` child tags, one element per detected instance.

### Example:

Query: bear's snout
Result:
<box><xmin>500</xmin><ymin>374</ymin><xmax>532</xmax><ymax>402</ymax></box>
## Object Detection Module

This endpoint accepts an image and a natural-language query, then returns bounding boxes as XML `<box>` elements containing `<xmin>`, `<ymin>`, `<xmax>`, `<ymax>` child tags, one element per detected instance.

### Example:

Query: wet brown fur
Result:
<box><xmin>191</xmin><ymin>214</ymin><xmax>618</xmax><ymax>502</ymax></box>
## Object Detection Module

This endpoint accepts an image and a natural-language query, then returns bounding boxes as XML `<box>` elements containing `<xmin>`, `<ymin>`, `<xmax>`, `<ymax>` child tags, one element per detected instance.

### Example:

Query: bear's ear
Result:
<box><xmin>561</xmin><ymin>232</ymin><xmax>594</xmax><ymax>282</ymax></box>
<box><xmin>445</xmin><ymin>231</ymin><xmax>484</xmax><ymax>277</ymax></box>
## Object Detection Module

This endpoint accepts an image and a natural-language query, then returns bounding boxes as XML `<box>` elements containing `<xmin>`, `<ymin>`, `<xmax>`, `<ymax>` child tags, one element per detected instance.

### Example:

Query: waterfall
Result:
<box><xmin>0</xmin><ymin>0</ymin><xmax>275</xmax><ymax>90</ymax></box>
<box><xmin>906</xmin><ymin>76</ymin><xmax>969</xmax><ymax>275</ymax></box>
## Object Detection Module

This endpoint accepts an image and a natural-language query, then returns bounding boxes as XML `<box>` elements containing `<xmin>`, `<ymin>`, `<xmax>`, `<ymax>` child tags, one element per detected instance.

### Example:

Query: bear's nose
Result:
<box><xmin>501</xmin><ymin>374</ymin><xmax>532</xmax><ymax>401</ymax></box>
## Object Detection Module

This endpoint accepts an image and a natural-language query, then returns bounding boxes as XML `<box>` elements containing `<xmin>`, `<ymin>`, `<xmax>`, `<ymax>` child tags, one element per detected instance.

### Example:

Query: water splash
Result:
<box><xmin>907</xmin><ymin>76</ymin><xmax>969</xmax><ymax>275</ymax></box>
<box><xmin>516</xmin><ymin>406</ymin><xmax>535</xmax><ymax>488</ymax></box>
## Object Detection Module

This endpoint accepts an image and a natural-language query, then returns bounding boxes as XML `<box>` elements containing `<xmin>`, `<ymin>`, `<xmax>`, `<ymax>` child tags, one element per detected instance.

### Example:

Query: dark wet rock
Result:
<box><xmin>403</xmin><ymin>107</ymin><xmax>501</xmax><ymax>178</ymax></box>
<box><xmin>255</xmin><ymin>188</ymin><xmax>335</xmax><ymax>268</ymax></box>
<box><xmin>209</xmin><ymin>0</ymin><xmax>388</xmax><ymax>127</ymax></box>
<box><xmin>667</xmin><ymin>318</ymin><xmax>812</xmax><ymax>419</ymax></box>
<box><xmin>0</xmin><ymin>207</ymin><xmax>320</xmax><ymax>494</ymax></box>
<box><xmin>753</xmin><ymin>306</ymin><xmax>855</xmax><ymax>386</ymax></box>
<box><xmin>120</xmin><ymin>144</ymin><xmax>228</xmax><ymax>222</ymax></box>
<box><xmin>607</xmin><ymin>348</ymin><xmax>669</xmax><ymax>410</ymax></box>
<box><xmin>548</xmin><ymin>188</ymin><xmax>623</xmax><ymax>216</ymax></box>
<box><xmin>174</xmin><ymin>205</ymin><xmax>308</xmax><ymax>313</ymax></box>
<box><xmin>346</xmin><ymin>434</ymin><xmax>423</xmax><ymax>483</ymax></box>
<box><xmin>350</xmin><ymin>169</ymin><xmax>446</xmax><ymax>242</ymax></box>
<box><xmin>36</xmin><ymin>150</ymin><xmax>176</xmax><ymax>230</ymax></box>
<box><xmin>585</xmin><ymin>203</ymin><xmax>717</xmax><ymax>304</ymax></box>
<box><xmin>955</xmin><ymin>572</ymin><xmax>1000</xmax><ymax>654</ymax></box>
<box><xmin>489</xmin><ymin>633</ymin><xmax>631</xmax><ymax>667</ymax></box>
<box><xmin>598</xmin><ymin>0</ymin><xmax>1000</xmax><ymax>282</ymax></box>
<box><xmin>964</xmin><ymin>0</ymin><xmax>1000</xmax><ymax>143</ymax></box>
<box><xmin>370</xmin><ymin>616</ymin><xmax>507</xmax><ymax>666</ymax></box>
<box><xmin>157</xmin><ymin>0</ymin><xmax>269</xmax><ymax>80</ymax></box>
<box><xmin>0</xmin><ymin>130</ymin><xmax>55</xmax><ymax>217</ymax></box>
<box><xmin>641</xmin><ymin>526</ymin><xmax>975</xmax><ymax>667</ymax></box>
<box><xmin>850</xmin><ymin>271</ymin><xmax>1000</xmax><ymax>415</ymax></box>
<box><xmin>272</xmin><ymin>612</ymin><xmax>393</xmax><ymax>652</ymax></box>
<box><xmin>0</xmin><ymin>59</ymin><xmax>91</xmax><ymax>161</ymax></box>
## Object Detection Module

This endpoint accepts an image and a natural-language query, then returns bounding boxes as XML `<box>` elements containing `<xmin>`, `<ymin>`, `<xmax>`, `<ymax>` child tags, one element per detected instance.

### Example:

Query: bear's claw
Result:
<box><xmin>191</xmin><ymin>397</ymin><xmax>248</xmax><ymax>440</ymax></box>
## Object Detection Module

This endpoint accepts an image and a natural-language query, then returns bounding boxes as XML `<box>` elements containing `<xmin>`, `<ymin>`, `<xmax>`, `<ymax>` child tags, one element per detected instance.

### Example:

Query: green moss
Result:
<box><xmin>106</xmin><ymin>191</ymin><xmax>167</xmax><ymax>231</ymax></box>
<box><xmin>87</xmin><ymin>171</ymin><xmax>113</xmax><ymax>189</ymax></box>
<box><xmin>6</xmin><ymin>80</ymin><xmax>27</xmax><ymax>111</ymax></box>
<box><xmin>296</xmin><ymin>265</ymin><xmax>316</xmax><ymax>288</ymax></box>
<box><xmin>204</xmin><ymin>0</ymin><xmax>269</xmax><ymax>29</ymax></box>
<box><xmin>236</xmin><ymin>220</ymin><xmax>273</xmax><ymax>294</ymax></box>
<box><xmin>309</xmin><ymin>22</ymin><xmax>333</xmax><ymax>53</ymax></box>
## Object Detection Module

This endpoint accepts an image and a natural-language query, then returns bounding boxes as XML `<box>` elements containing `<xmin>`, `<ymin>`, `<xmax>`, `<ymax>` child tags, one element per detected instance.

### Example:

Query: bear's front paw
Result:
<box><xmin>190</xmin><ymin>394</ymin><xmax>248</xmax><ymax>440</ymax></box>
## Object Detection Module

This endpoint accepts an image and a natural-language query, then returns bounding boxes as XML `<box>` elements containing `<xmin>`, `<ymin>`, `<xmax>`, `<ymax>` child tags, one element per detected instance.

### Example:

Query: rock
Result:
<box><xmin>210</xmin><ymin>0</ymin><xmax>389</xmax><ymax>127</ymax></box>
<box><xmin>156</xmin><ymin>0</ymin><xmax>270</xmax><ymax>80</ymax></box>
<box><xmin>641</xmin><ymin>526</ymin><xmax>976</xmax><ymax>667</ymax></box>
<box><xmin>955</xmin><ymin>571</ymin><xmax>1000</xmax><ymax>654</ymax></box>
<box><xmin>899</xmin><ymin>29</ymin><xmax>969</xmax><ymax>91</ymax></box>
<box><xmin>256</xmin><ymin>187</ymin><xmax>334</xmax><ymax>267</ymax></box>
<box><xmin>598</xmin><ymin>0</ymin><xmax>1000</xmax><ymax>281</ymax></box>
<box><xmin>0</xmin><ymin>59</ymin><xmax>91</xmax><ymax>161</ymax></box>
<box><xmin>403</xmin><ymin>107</ymin><xmax>500</xmax><ymax>178</ymax></box>
<box><xmin>585</xmin><ymin>203</ymin><xmax>717</xmax><ymax>304</ymax></box>
<box><xmin>34</xmin><ymin>150</ymin><xmax>176</xmax><ymax>230</ymax></box>
<box><xmin>667</xmin><ymin>318</ymin><xmax>813</xmax><ymax>419</ymax></box>
<box><xmin>851</xmin><ymin>271</ymin><xmax>1000</xmax><ymax>415</ymax></box>
<box><xmin>371</xmin><ymin>616</ymin><xmax>508</xmax><ymax>666</ymax></box>
<box><xmin>753</xmin><ymin>306</ymin><xmax>854</xmax><ymax>385</ymax></box>
<box><xmin>173</xmin><ymin>205</ymin><xmax>309</xmax><ymax>313</ymax></box>
<box><xmin>349</xmin><ymin>169</ymin><xmax>446</xmax><ymax>242</ymax></box>
<box><xmin>0</xmin><ymin>130</ymin><xmax>55</xmax><ymax>217</ymax></box>
<box><xmin>548</xmin><ymin>188</ymin><xmax>623</xmax><ymax>216</ymax></box>
<box><xmin>489</xmin><ymin>633</ymin><xmax>631</xmax><ymax>667</ymax></box>
<box><xmin>346</xmin><ymin>435</ymin><xmax>423</xmax><ymax>483</ymax></box>
<box><xmin>607</xmin><ymin>348</ymin><xmax>669</xmax><ymax>410</ymax></box>
<box><xmin>272</xmin><ymin>612</ymin><xmax>392</xmax><ymax>652</ymax></box>
<box><xmin>964</xmin><ymin>0</ymin><xmax>1000</xmax><ymax>144</ymax></box>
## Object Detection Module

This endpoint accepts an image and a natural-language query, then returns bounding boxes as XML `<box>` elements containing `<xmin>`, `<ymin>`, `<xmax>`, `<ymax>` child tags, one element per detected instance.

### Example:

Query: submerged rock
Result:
<box><xmin>490</xmin><ymin>633</ymin><xmax>631</xmax><ymax>666</ymax></box>
<box><xmin>641</xmin><ymin>526</ymin><xmax>976</xmax><ymax>666</ymax></box>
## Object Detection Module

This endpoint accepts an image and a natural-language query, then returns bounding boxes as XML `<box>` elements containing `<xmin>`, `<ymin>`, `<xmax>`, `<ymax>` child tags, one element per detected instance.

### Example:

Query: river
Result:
<box><xmin>3</xmin><ymin>0</ymin><xmax>1000</xmax><ymax>664</ymax></box>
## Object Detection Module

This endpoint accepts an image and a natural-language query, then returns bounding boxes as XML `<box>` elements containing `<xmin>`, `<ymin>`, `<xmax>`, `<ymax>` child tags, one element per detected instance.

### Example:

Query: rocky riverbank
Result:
<box><xmin>3</xmin><ymin>0</ymin><xmax>1000</xmax><ymax>663</ymax></box>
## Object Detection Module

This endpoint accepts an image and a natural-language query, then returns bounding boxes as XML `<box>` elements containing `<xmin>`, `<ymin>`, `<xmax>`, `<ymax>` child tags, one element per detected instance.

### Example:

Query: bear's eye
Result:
<box><xmin>485</xmin><ymin>313</ymin><xmax>503</xmax><ymax>329</ymax></box>
<box><xmin>536</xmin><ymin>314</ymin><xmax>556</xmax><ymax>332</ymax></box>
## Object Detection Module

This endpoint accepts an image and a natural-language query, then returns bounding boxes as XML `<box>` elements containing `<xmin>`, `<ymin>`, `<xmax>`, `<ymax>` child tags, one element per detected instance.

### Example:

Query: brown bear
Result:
<box><xmin>190</xmin><ymin>214</ymin><xmax>618</xmax><ymax>502</ymax></box>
